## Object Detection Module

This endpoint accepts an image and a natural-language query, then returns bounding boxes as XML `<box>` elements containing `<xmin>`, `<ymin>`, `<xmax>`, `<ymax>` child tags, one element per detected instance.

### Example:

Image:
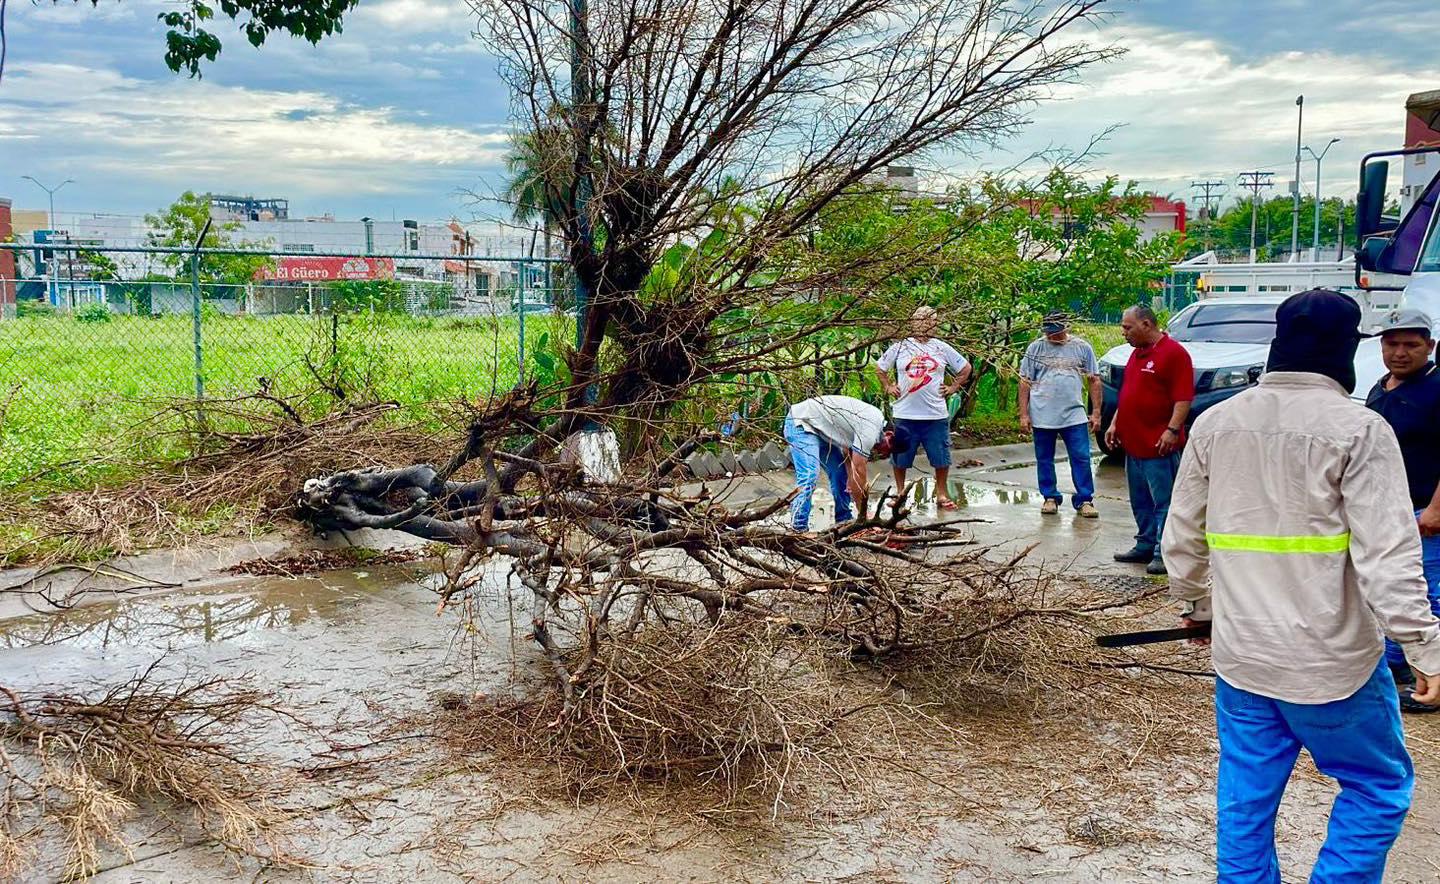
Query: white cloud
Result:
<box><xmin>351</xmin><ymin>0</ymin><xmax>476</xmax><ymax>34</ymax></box>
<box><xmin>0</xmin><ymin>63</ymin><xmax>510</xmax><ymax>197</ymax></box>
<box><xmin>957</xmin><ymin>23</ymin><xmax>1440</xmax><ymax>205</ymax></box>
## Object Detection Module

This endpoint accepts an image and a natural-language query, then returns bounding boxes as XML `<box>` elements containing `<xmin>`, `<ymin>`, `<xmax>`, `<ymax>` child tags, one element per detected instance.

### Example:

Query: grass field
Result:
<box><xmin>0</xmin><ymin>312</ymin><xmax>1127</xmax><ymax>493</ymax></box>
<box><xmin>0</xmin><ymin>312</ymin><xmax>572</xmax><ymax>489</ymax></box>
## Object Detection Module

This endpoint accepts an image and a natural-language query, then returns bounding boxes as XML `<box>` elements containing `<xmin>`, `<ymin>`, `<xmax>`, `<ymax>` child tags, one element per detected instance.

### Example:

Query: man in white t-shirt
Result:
<box><xmin>875</xmin><ymin>306</ymin><xmax>971</xmax><ymax>509</ymax></box>
<box><xmin>784</xmin><ymin>395</ymin><xmax>891</xmax><ymax>531</ymax></box>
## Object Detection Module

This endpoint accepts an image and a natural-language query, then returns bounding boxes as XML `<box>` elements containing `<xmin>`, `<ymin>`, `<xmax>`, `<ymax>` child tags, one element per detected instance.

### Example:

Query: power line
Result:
<box><xmin>1236</xmin><ymin>171</ymin><xmax>1275</xmax><ymax>263</ymax></box>
<box><xmin>1190</xmin><ymin>180</ymin><xmax>1226</xmax><ymax>252</ymax></box>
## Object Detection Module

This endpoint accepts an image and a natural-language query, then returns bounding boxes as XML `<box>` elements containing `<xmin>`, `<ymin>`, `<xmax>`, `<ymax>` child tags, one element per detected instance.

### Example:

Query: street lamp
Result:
<box><xmin>1290</xmin><ymin>95</ymin><xmax>1304</xmax><ymax>262</ymax></box>
<box><xmin>21</xmin><ymin>176</ymin><xmax>76</xmax><ymax>302</ymax></box>
<box><xmin>1302</xmin><ymin>138</ymin><xmax>1341</xmax><ymax>261</ymax></box>
<box><xmin>20</xmin><ymin>176</ymin><xmax>75</xmax><ymax>230</ymax></box>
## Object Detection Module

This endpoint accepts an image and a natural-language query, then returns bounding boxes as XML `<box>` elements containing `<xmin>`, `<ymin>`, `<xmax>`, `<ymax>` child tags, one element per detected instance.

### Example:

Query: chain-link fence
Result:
<box><xmin>0</xmin><ymin>244</ymin><xmax>572</xmax><ymax>488</ymax></box>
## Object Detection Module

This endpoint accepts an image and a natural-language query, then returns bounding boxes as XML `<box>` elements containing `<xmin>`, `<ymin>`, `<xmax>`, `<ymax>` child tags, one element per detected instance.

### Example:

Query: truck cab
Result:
<box><xmin>1352</xmin><ymin>140</ymin><xmax>1440</xmax><ymax>399</ymax></box>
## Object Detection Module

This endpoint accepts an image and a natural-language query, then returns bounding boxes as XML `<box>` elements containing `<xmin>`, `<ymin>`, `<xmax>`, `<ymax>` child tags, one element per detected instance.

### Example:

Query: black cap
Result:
<box><xmin>1042</xmin><ymin>312</ymin><xmax>1068</xmax><ymax>335</ymax></box>
<box><xmin>1266</xmin><ymin>288</ymin><xmax>1364</xmax><ymax>392</ymax></box>
<box><xmin>1273</xmin><ymin>288</ymin><xmax>1363</xmax><ymax>340</ymax></box>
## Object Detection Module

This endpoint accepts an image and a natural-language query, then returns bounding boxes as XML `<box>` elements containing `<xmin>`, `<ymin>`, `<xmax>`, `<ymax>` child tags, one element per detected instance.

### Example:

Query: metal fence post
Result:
<box><xmin>190</xmin><ymin>251</ymin><xmax>205</xmax><ymax>402</ymax></box>
<box><xmin>517</xmin><ymin>260</ymin><xmax>527</xmax><ymax>385</ymax></box>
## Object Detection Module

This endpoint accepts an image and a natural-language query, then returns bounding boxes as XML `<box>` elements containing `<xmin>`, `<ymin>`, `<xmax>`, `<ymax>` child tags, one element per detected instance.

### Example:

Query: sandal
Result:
<box><xmin>936</xmin><ymin>498</ymin><xmax>958</xmax><ymax>510</ymax></box>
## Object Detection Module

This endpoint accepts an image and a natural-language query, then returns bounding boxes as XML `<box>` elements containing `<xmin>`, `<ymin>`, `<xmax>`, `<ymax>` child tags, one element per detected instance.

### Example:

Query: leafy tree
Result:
<box><xmin>53</xmin><ymin>0</ymin><xmax>360</xmax><ymax>77</ymax></box>
<box><xmin>1193</xmin><ymin>195</ymin><xmax>1356</xmax><ymax>260</ymax></box>
<box><xmin>144</xmin><ymin>192</ymin><xmax>274</xmax><ymax>285</ymax></box>
<box><xmin>802</xmin><ymin>169</ymin><xmax>1181</xmax><ymax>416</ymax></box>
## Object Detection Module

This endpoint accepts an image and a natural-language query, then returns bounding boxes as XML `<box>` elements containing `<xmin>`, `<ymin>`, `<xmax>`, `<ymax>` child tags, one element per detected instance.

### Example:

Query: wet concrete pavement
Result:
<box><xmin>4</xmin><ymin>442</ymin><xmax>1440</xmax><ymax>881</ymax></box>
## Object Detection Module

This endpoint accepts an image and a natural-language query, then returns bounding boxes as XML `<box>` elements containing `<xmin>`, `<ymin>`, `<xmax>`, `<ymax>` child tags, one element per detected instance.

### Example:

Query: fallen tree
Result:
<box><xmin>295</xmin><ymin>0</ymin><xmax>1131</xmax><ymax>807</ymax></box>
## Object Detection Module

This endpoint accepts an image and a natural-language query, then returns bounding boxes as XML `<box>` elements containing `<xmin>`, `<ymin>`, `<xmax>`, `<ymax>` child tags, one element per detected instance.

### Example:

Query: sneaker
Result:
<box><xmin>1113</xmin><ymin>546</ymin><xmax>1153</xmax><ymax>564</ymax></box>
<box><xmin>1146</xmin><ymin>557</ymin><xmax>1168</xmax><ymax>576</ymax></box>
<box><xmin>1077</xmin><ymin>502</ymin><xmax>1099</xmax><ymax>519</ymax></box>
<box><xmin>1040</xmin><ymin>499</ymin><xmax>1059</xmax><ymax>515</ymax></box>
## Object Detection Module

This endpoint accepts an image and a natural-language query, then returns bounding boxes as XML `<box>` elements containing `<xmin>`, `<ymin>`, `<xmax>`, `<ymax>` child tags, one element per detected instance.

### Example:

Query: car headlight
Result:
<box><xmin>1210</xmin><ymin>364</ymin><xmax>1265</xmax><ymax>390</ymax></box>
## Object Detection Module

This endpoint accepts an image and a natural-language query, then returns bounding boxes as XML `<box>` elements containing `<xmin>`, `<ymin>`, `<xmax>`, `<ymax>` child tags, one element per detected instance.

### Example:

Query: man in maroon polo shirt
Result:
<box><xmin>1104</xmin><ymin>304</ymin><xmax>1195</xmax><ymax>575</ymax></box>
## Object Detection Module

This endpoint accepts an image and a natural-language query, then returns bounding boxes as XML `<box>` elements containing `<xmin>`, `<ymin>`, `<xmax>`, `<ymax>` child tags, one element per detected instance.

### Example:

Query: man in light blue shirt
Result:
<box><xmin>1018</xmin><ymin>312</ymin><xmax>1101</xmax><ymax>518</ymax></box>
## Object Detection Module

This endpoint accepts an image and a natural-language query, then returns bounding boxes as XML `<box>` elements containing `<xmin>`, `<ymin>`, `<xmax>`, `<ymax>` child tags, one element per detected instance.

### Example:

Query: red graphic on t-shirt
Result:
<box><xmin>905</xmin><ymin>354</ymin><xmax>940</xmax><ymax>394</ymax></box>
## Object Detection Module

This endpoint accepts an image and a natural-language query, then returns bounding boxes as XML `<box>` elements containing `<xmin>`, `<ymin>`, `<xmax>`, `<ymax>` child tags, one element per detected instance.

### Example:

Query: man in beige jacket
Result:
<box><xmin>1163</xmin><ymin>289</ymin><xmax>1440</xmax><ymax>883</ymax></box>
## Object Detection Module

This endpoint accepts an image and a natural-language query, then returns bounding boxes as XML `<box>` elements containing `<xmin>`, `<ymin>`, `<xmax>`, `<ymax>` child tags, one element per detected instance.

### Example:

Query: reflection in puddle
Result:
<box><xmin>0</xmin><ymin>571</ymin><xmax>411</xmax><ymax>652</ymax></box>
<box><xmin>907</xmin><ymin>478</ymin><xmax>1031</xmax><ymax>508</ymax></box>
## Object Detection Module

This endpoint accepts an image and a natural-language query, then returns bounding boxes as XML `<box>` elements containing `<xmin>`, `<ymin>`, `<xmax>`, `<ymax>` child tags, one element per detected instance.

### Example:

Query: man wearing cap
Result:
<box><xmin>783</xmin><ymin>394</ymin><xmax>891</xmax><ymax>532</ymax></box>
<box><xmin>1365</xmin><ymin>307</ymin><xmax>1440</xmax><ymax>713</ymax></box>
<box><xmin>1019</xmin><ymin>312</ymin><xmax>1101</xmax><ymax>518</ymax></box>
<box><xmin>1163</xmin><ymin>289</ymin><xmax>1440</xmax><ymax>883</ymax></box>
<box><xmin>1106</xmin><ymin>304</ymin><xmax>1195</xmax><ymax>575</ymax></box>
<box><xmin>876</xmin><ymin>305</ymin><xmax>971</xmax><ymax>509</ymax></box>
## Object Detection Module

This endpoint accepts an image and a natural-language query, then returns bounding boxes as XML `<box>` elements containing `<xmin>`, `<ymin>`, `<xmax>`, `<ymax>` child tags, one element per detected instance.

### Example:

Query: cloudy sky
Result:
<box><xmin>2</xmin><ymin>0</ymin><xmax>1438</xmax><ymax>226</ymax></box>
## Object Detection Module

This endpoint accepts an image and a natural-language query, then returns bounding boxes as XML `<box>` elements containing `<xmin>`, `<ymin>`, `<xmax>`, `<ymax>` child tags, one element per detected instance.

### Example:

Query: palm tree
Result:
<box><xmin>504</xmin><ymin>130</ymin><xmax>572</xmax><ymax>266</ymax></box>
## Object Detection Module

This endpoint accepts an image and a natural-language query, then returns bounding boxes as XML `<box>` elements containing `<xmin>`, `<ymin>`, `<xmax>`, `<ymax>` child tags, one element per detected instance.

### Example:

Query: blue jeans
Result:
<box><xmin>891</xmin><ymin>417</ymin><xmax>951</xmax><ymax>469</ymax></box>
<box><xmin>1033</xmin><ymin>423</ymin><xmax>1094</xmax><ymax>509</ymax></box>
<box><xmin>784</xmin><ymin>416</ymin><xmax>851</xmax><ymax>531</ymax></box>
<box><xmin>1126</xmin><ymin>452</ymin><xmax>1181</xmax><ymax>554</ymax></box>
<box><xmin>1216</xmin><ymin>661</ymin><xmax>1412</xmax><ymax>883</ymax></box>
<box><xmin>1385</xmin><ymin>510</ymin><xmax>1440</xmax><ymax>671</ymax></box>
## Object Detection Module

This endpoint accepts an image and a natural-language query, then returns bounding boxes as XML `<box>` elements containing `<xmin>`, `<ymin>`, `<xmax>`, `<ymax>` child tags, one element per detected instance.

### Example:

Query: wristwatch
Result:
<box><xmin>1163</xmin><ymin>426</ymin><xmax>1180</xmax><ymax>435</ymax></box>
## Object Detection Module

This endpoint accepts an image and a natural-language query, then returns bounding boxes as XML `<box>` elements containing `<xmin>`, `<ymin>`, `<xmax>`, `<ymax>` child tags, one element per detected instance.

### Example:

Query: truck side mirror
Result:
<box><xmin>1356</xmin><ymin>161</ymin><xmax>1389</xmax><ymax>243</ymax></box>
<box><xmin>1357</xmin><ymin>235</ymin><xmax>1392</xmax><ymax>271</ymax></box>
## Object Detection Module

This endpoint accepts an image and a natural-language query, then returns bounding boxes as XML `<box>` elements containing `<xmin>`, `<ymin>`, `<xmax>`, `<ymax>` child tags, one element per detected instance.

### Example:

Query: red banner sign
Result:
<box><xmin>259</xmin><ymin>257</ymin><xmax>396</xmax><ymax>282</ymax></box>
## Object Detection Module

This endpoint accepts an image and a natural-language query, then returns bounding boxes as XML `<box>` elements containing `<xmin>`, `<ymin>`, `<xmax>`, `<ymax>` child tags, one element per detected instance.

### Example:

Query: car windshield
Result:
<box><xmin>1168</xmin><ymin>303</ymin><xmax>1278</xmax><ymax>344</ymax></box>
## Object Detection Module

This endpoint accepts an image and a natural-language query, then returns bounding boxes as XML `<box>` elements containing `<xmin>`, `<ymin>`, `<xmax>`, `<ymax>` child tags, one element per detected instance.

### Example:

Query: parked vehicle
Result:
<box><xmin>1095</xmin><ymin>297</ymin><xmax>1279</xmax><ymax>457</ymax></box>
<box><xmin>1097</xmin><ymin>91</ymin><xmax>1440</xmax><ymax>457</ymax></box>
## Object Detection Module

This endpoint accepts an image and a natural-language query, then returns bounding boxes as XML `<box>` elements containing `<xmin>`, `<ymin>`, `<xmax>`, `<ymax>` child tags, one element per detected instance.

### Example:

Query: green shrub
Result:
<box><xmin>74</xmin><ymin>303</ymin><xmax>112</xmax><ymax>323</ymax></box>
<box><xmin>17</xmin><ymin>299</ymin><xmax>57</xmax><ymax>318</ymax></box>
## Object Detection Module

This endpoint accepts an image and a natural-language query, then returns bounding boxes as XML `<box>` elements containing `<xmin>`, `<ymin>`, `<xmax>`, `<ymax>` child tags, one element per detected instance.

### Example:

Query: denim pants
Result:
<box><xmin>1385</xmin><ymin>510</ymin><xmax>1440</xmax><ymax>671</ymax></box>
<box><xmin>1033</xmin><ymin>423</ymin><xmax>1094</xmax><ymax>509</ymax></box>
<box><xmin>1126</xmin><ymin>451</ymin><xmax>1181</xmax><ymax>553</ymax></box>
<box><xmin>1215</xmin><ymin>661</ymin><xmax>1412</xmax><ymax>883</ymax></box>
<box><xmin>784</xmin><ymin>416</ymin><xmax>851</xmax><ymax>531</ymax></box>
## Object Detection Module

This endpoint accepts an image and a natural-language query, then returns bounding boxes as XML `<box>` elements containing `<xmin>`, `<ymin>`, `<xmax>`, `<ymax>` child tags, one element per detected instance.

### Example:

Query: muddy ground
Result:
<box><xmin>4</xmin><ymin>443</ymin><xmax>1439</xmax><ymax>882</ymax></box>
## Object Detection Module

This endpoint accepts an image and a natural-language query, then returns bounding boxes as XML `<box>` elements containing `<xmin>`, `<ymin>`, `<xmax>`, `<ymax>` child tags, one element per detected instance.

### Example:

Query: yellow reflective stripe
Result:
<box><xmin>1205</xmin><ymin>532</ymin><xmax>1351</xmax><ymax>554</ymax></box>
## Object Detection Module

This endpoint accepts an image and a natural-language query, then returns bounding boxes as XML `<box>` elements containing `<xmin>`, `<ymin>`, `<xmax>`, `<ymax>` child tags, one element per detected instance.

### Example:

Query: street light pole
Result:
<box><xmin>1302</xmin><ymin>138</ymin><xmax>1341</xmax><ymax>261</ymax></box>
<box><xmin>20</xmin><ymin>175</ymin><xmax>74</xmax><ymax>231</ymax></box>
<box><xmin>1291</xmin><ymin>95</ymin><xmax>1304</xmax><ymax>263</ymax></box>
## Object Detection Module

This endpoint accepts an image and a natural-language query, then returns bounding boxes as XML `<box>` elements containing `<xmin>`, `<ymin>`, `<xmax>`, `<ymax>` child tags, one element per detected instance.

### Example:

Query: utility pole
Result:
<box><xmin>1237</xmin><ymin>171</ymin><xmax>1275</xmax><ymax>263</ymax></box>
<box><xmin>1191</xmin><ymin>180</ymin><xmax>1226</xmax><ymax>253</ymax></box>
<box><xmin>1291</xmin><ymin>95</ymin><xmax>1304</xmax><ymax>262</ymax></box>
<box><xmin>571</xmin><ymin>0</ymin><xmax>592</xmax><ymax>355</ymax></box>
<box><xmin>1303</xmin><ymin>137</ymin><xmax>1341</xmax><ymax>261</ymax></box>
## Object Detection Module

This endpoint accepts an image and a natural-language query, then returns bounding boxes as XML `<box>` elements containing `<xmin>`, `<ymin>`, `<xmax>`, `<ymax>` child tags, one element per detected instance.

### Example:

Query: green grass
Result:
<box><xmin>0</xmin><ymin>311</ymin><xmax>572</xmax><ymax>490</ymax></box>
<box><xmin>1</xmin><ymin>313</ymin><xmax>1127</xmax><ymax>493</ymax></box>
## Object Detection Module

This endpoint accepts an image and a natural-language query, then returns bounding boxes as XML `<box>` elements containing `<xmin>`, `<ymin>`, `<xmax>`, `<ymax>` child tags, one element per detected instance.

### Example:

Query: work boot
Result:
<box><xmin>1146</xmin><ymin>556</ymin><xmax>1168</xmax><ymax>576</ymax></box>
<box><xmin>1113</xmin><ymin>546</ymin><xmax>1153</xmax><ymax>564</ymax></box>
<box><xmin>1077</xmin><ymin>502</ymin><xmax>1099</xmax><ymax>519</ymax></box>
<box><xmin>1040</xmin><ymin>499</ymin><xmax>1059</xmax><ymax>515</ymax></box>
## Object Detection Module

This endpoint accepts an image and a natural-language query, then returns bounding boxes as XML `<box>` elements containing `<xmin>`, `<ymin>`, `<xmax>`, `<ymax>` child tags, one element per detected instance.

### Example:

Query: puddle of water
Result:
<box><xmin>906</xmin><ymin>478</ymin><xmax>1032</xmax><ymax>509</ymax></box>
<box><xmin>0</xmin><ymin>575</ymin><xmax>379</xmax><ymax>652</ymax></box>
